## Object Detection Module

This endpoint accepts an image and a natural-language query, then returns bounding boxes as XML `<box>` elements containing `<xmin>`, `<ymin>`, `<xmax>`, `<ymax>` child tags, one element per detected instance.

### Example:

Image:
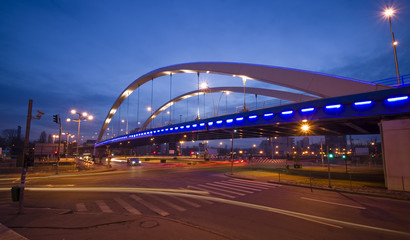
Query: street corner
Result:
<box><xmin>0</xmin><ymin>223</ymin><xmax>28</xmax><ymax>240</ymax></box>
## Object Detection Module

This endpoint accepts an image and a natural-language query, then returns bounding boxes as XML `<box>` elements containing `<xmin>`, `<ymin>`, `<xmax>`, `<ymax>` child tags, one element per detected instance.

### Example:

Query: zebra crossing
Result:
<box><xmin>74</xmin><ymin>179</ymin><xmax>280</xmax><ymax>216</ymax></box>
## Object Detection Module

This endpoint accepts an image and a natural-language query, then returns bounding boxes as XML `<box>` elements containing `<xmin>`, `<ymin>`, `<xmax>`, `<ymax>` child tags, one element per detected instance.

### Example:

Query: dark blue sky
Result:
<box><xmin>1</xmin><ymin>0</ymin><xmax>409</xmax><ymax>143</ymax></box>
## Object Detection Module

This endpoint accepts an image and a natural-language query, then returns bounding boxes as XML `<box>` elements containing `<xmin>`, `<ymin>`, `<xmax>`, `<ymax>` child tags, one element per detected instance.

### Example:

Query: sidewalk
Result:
<box><xmin>226</xmin><ymin>167</ymin><xmax>410</xmax><ymax>201</ymax></box>
<box><xmin>0</xmin><ymin>163</ymin><xmax>116</xmax><ymax>180</ymax></box>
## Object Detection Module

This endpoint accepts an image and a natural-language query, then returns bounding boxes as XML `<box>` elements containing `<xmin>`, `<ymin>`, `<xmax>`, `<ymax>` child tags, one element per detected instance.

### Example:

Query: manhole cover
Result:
<box><xmin>140</xmin><ymin>220</ymin><xmax>159</xmax><ymax>228</ymax></box>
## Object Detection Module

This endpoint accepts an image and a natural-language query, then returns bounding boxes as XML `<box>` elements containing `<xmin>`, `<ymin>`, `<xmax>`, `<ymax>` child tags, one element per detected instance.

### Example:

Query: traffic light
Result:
<box><xmin>342</xmin><ymin>154</ymin><xmax>346</xmax><ymax>159</ymax></box>
<box><xmin>53</xmin><ymin>114</ymin><xmax>59</xmax><ymax>124</ymax></box>
<box><xmin>328</xmin><ymin>151</ymin><xmax>334</xmax><ymax>159</ymax></box>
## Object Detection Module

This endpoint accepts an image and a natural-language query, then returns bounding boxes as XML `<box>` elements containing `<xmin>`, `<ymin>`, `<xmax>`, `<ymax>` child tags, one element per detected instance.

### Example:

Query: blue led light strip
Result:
<box><xmin>325</xmin><ymin>104</ymin><xmax>341</xmax><ymax>109</ymax></box>
<box><xmin>281</xmin><ymin>110</ymin><xmax>293</xmax><ymax>115</ymax></box>
<box><xmin>301</xmin><ymin>107</ymin><xmax>314</xmax><ymax>112</ymax></box>
<box><xmin>354</xmin><ymin>100</ymin><xmax>372</xmax><ymax>106</ymax></box>
<box><xmin>387</xmin><ymin>96</ymin><xmax>409</xmax><ymax>102</ymax></box>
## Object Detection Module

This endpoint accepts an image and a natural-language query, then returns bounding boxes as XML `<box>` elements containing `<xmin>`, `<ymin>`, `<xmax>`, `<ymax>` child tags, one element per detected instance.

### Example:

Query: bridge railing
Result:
<box><xmin>371</xmin><ymin>74</ymin><xmax>410</xmax><ymax>87</ymax></box>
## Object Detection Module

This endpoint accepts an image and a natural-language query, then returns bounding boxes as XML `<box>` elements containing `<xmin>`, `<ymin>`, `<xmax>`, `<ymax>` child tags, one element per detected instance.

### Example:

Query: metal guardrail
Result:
<box><xmin>371</xmin><ymin>74</ymin><xmax>410</xmax><ymax>87</ymax></box>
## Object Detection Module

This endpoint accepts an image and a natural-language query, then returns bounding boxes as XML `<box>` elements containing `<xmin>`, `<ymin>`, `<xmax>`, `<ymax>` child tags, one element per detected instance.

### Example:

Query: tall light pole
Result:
<box><xmin>384</xmin><ymin>8</ymin><xmax>401</xmax><ymax>85</ymax></box>
<box><xmin>197</xmin><ymin>72</ymin><xmax>200</xmax><ymax>120</ymax></box>
<box><xmin>200</xmin><ymin>82</ymin><xmax>208</xmax><ymax>118</ymax></box>
<box><xmin>67</xmin><ymin>109</ymin><xmax>93</xmax><ymax>157</ymax></box>
<box><xmin>242</xmin><ymin>77</ymin><xmax>248</xmax><ymax>112</ymax></box>
<box><xmin>147</xmin><ymin>106</ymin><xmax>152</xmax><ymax>128</ymax></box>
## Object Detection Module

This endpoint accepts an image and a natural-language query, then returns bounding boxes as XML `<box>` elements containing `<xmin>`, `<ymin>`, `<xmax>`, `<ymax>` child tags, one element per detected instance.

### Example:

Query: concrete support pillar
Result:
<box><xmin>380</xmin><ymin>118</ymin><xmax>410</xmax><ymax>191</ymax></box>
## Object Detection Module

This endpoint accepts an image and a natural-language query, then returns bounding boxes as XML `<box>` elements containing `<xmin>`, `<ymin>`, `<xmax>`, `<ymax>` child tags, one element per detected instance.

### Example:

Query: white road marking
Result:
<box><xmin>301</xmin><ymin>197</ymin><xmax>366</xmax><ymax>210</ymax></box>
<box><xmin>229</xmin><ymin>179</ymin><xmax>277</xmax><ymax>188</ymax></box>
<box><xmin>96</xmin><ymin>200</ymin><xmax>113</xmax><ymax>213</ymax></box>
<box><xmin>115</xmin><ymin>197</ymin><xmax>142</xmax><ymax>215</ymax></box>
<box><xmin>198</xmin><ymin>184</ymin><xmax>246</xmax><ymax>196</ymax></box>
<box><xmin>207</xmin><ymin>182</ymin><xmax>254</xmax><ymax>194</ymax></box>
<box><xmin>231</xmin><ymin>178</ymin><xmax>282</xmax><ymax>187</ymax></box>
<box><xmin>130</xmin><ymin>194</ymin><xmax>169</xmax><ymax>217</ymax></box>
<box><xmin>76</xmin><ymin>202</ymin><xmax>87</xmax><ymax>212</ymax></box>
<box><xmin>148</xmin><ymin>194</ymin><xmax>186</xmax><ymax>211</ymax></box>
<box><xmin>188</xmin><ymin>186</ymin><xmax>236</xmax><ymax>199</ymax></box>
<box><xmin>214</xmin><ymin>181</ymin><xmax>261</xmax><ymax>192</ymax></box>
<box><xmin>178</xmin><ymin>188</ymin><xmax>213</xmax><ymax>204</ymax></box>
<box><xmin>168</xmin><ymin>195</ymin><xmax>201</xmax><ymax>208</ymax></box>
<box><xmin>222</xmin><ymin>181</ymin><xmax>265</xmax><ymax>191</ymax></box>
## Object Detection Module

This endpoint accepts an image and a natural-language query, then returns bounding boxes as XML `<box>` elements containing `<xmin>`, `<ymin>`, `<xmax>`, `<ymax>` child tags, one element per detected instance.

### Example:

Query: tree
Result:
<box><xmin>2</xmin><ymin>129</ymin><xmax>17</xmax><ymax>140</ymax></box>
<box><xmin>39</xmin><ymin>131</ymin><xmax>47</xmax><ymax>143</ymax></box>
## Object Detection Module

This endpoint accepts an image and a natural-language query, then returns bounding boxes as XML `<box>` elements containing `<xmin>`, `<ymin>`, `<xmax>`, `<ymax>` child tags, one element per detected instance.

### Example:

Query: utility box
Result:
<box><xmin>11</xmin><ymin>186</ymin><xmax>20</xmax><ymax>202</ymax></box>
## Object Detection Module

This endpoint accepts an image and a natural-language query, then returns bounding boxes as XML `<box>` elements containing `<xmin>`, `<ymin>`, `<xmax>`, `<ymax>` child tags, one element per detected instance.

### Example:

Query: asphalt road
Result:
<box><xmin>1</xmin><ymin>162</ymin><xmax>410</xmax><ymax>240</ymax></box>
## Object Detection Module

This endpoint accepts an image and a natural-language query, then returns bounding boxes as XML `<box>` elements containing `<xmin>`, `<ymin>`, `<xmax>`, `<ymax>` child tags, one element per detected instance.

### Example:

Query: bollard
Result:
<box><xmin>11</xmin><ymin>186</ymin><xmax>20</xmax><ymax>202</ymax></box>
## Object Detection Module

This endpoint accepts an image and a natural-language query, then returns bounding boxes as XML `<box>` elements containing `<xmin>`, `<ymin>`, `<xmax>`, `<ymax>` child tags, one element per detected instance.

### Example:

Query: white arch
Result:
<box><xmin>98</xmin><ymin>62</ymin><xmax>391</xmax><ymax>142</ymax></box>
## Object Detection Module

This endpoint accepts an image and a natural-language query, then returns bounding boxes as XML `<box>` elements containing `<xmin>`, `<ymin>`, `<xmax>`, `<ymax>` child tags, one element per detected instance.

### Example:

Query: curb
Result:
<box><xmin>224</xmin><ymin>173</ymin><xmax>254</xmax><ymax>181</ymax></box>
<box><xmin>0</xmin><ymin>223</ymin><xmax>28</xmax><ymax>240</ymax></box>
<box><xmin>0</xmin><ymin>167</ymin><xmax>117</xmax><ymax>180</ymax></box>
<box><xmin>225</xmin><ymin>173</ymin><xmax>410</xmax><ymax>201</ymax></box>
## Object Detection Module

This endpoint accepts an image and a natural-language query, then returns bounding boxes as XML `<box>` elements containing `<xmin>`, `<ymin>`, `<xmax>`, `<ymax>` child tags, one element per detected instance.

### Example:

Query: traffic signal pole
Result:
<box><xmin>18</xmin><ymin>99</ymin><xmax>33</xmax><ymax>213</ymax></box>
<box><xmin>57</xmin><ymin>115</ymin><xmax>62</xmax><ymax>174</ymax></box>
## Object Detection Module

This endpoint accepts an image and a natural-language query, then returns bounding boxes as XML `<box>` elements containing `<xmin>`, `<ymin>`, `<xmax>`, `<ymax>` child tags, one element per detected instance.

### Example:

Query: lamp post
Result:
<box><xmin>62</xmin><ymin>132</ymin><xmax>74</xmax><ymax>157</ymax></box>
<box><xmin>52</xmin><ymin>135</ymin><xmax>58</xmax><ymax>144</ymax></box>
<box><xmin>67</xmin><ymin>109</ymin><xmax>93</xmax><ymax>157</ymax></box>
<box><xmin>242</xmin><ymin>77</ymin><xmax>248</xmax><ymax>112</ymax></box>
<box><xmin>384</xmin><ymin>8</ymin><xmax>401</xmax><ymax>85</ymax></box>
<box><xmin>218</xmin><ymin>142</ymin><xmax>223</xmax><ymax>156</ymax></box>
<box><xmin>200</xmin><ymin>82</ymin><xmax>208</xmax><ymax>118</ymax></box>
<box><xmin>147</xmin><ymin>106</ymin><xmax>152</xmax><ymax>128</ymax></box>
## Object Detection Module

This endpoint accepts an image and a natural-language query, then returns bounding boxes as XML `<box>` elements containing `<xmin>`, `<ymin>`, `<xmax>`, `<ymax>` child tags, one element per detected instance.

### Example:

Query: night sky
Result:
<box><xmin>1</xmin><ymin>0</ymin><xmax>409</xmax><ymax>144</ymax></box>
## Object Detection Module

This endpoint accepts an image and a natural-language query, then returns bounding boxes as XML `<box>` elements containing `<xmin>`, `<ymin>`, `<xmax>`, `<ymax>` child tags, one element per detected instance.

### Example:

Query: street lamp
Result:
<box><xmin>225</xmin><ymin>91</ymin><xmax>229</xmax><ymax>114</ymax></box>
<box><xmin>301</xmin><ymin>124</ymin><xmax>310</xmax><ymax>132</ymax></box>
<box><xmin>62</xmin><ymin>132</ymin><xmax>74</xmax><ymax>157</ymax></box>
<box><xmin>200</xmin><ymin>82</ymin><xmax>208</xmax><ymax>118</ymax></box>
<box><xmin>218</xmin><ymin>142</ymin><xmax>223</xmax><ymax>156</ymax></box>
<box><xmin>179</xmin><ymin>141</ymin><xmax>184</xmax><ymax>156</ymax></box>
<box><xmin>241</xmin><ymin>77</ymin><xmax>248</xmax><ymax>112</ymax></box>
<box><xmin>147</xmin><ymin>106</ymin><xmax>153</xmax><ymax>128</ymax></box>
<box><xmin>383</xmin><ymin>7</ymin><xmax>401</xmax><ymax>85</ymax></box>
<box><xmin>52</xmin><ymin>134</ymin><xmax>59</xmax><ymax>144</ymax></box>
<box><xmin>67</xmin><ymin>109</ymin><xmax>93</xmax><ymax>157</ymax></box>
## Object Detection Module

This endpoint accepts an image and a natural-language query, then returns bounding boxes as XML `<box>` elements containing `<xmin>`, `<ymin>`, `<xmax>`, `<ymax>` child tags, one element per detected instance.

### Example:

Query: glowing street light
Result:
<box><xmin>67</xmin><ymin>109</ymin><xmax>93</xmax><ymax>156</ymax></box>
<box><xmin>200</xmin><ymin>82</ymin><xmax>208</xmax><ymax>118</ymax></box>
<box><xmin>383</xmin><ymin>7</ymin><xmax>401</xmax><ymax>85</ymax></box>
<box><xmin>301</xmin><ymin>124</ymin><xmax>310</xmax><ymax>132</ymax></box>
<box><xmin>242</xmin><ymin>77</ymin><xmax>248</xmax><ymax>112</ymax></box>
<box><xmin>200</xmin><ymin>82</ymin><xmax>208</xmax><ymax>89</ymax></box>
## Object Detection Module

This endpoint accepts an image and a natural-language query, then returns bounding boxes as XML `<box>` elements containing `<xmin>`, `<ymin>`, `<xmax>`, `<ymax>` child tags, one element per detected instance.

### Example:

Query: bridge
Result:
<box><xmin>95</xmin><ymin>62</ymin><xmax>410</xmax><ymax>191</ymax></box>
